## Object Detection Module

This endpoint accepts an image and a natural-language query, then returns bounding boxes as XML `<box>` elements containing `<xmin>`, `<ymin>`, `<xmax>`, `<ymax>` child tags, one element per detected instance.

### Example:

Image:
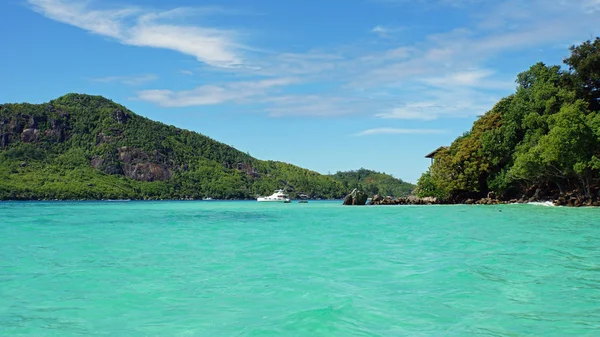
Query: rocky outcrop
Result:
<box><xmin>91</xmin><ymin>153</ymin><xmax>123</xmax><ymax>175</ymax></box>
<box><xmin>20</xmin><ymin>128</ymin><xmax>39</xmax><ymax>142</ymax></box>
<box><xmin>366</xmin><ymin>189</ymin><xmax>600</xmax><ymax>207</ymax></box>
<box><xmin>91</xmin><ymin>148</ymin><xmax>173</xmax><ymax>181</ymax></box>
<box><xmin>343</xmin><ymin>188</ymin><xmax>368</xmax><ymax>205</ymax></box>
<box><xmin>117</xmin><ymin>147</ymin><xmax>171</xmax><ymax>181</ymax></box>
<box><xmin>0</xmin><ymin>131</ymin><xmax>8</xmax><ymax>149</ymax></box>
<box><xmin>0</xmin><ymin>109</ymin><xmax>70</xmax><ymax>147</ymax></box>
<box><xmin>553</xmin><ymin>193</ymin><xmax>600</xmax><ymax>207</ymax></box>
<box><xmin>369</xmin><ymin>195</ymin><xmax>440</xmax><ymax>205</ymax></box>
<box><xmin>113</xmin><ymin>109</ymin><xmax>130</xmax><ymax>124</ymax></box>
<box><xmin>123</xmin><ymin>163</ymin><xmax>171</xmax><ymax>181</ymax></box>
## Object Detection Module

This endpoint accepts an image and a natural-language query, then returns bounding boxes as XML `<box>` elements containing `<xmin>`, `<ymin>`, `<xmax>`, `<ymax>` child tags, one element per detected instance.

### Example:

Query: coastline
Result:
<box><xmin>367</xmin><ymin>195</ymin><xmax>600</xmax><ymax>207</ymax></box>
<box><xmin>2</xmin><ymin>192</ymin><xmax>598</xmax><ymax>207</ymax></box>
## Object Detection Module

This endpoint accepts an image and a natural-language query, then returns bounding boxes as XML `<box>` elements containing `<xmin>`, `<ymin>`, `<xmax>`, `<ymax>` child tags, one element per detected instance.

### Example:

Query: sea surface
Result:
<box><xmin>1</xmin><ymin>201</ymin><xmax>600</xmax><ymax>336</ymax></box>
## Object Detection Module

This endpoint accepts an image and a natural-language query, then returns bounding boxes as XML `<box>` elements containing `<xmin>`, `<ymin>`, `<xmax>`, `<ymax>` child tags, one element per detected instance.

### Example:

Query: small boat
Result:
<box><xmin>203</xmin><ymin>197</ymin><xmax>214</xmax><ymax>201</ymax></box>
<box><xmin>257</xmin><ymin>189</ymin><xmax>291</xmax><ymax>203</ymax></box>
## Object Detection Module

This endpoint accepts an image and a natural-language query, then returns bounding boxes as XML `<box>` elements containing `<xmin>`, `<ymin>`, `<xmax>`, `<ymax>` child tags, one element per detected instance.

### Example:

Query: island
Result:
<box><xmin>0</xmin><ymin>94</ymin><xmax>411</xmax><ymax>201</ymax></box>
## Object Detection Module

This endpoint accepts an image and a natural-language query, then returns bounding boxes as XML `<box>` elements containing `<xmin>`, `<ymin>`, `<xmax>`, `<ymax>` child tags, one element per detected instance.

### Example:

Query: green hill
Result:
<box><xmin>330</xmin><ymin>168</ymin><xmax>415</xmax><ymax>197</ymax></box>
<box><xmin>0</xmin><ymin>93</ymin><xmax>350</xmax><ymax>200</ymax></box>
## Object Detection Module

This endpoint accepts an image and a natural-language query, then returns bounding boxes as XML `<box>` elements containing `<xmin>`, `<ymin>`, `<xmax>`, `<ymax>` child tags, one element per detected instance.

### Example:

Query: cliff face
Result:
<box><xmin>0</xmin><ymin>94</ymin><xmax>347</xmax><ymax>200</ymax></box>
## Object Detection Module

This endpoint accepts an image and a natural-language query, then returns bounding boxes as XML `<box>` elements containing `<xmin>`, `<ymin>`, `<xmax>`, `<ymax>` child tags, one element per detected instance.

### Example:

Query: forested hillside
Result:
<box><xmin>0</xmin><ymin>94</ymin><xmax>347</xmax><ymax>200</ymax></box>
<box><xmin>330</xmin><ymin>168</ymin><xmax>415</xmax><ymax>197</ymax></box>
<box><xmin>415</xmin><ymin>38</ymin><xmax>600</xmax><ymax>204</ymax></box>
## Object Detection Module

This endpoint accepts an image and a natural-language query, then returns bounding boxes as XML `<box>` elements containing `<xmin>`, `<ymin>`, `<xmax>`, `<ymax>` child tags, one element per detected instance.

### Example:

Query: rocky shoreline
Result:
<box><xmin>344</xmin><ymin>191</ymin><xmax>600</xmax><ymax>207</ymax></box>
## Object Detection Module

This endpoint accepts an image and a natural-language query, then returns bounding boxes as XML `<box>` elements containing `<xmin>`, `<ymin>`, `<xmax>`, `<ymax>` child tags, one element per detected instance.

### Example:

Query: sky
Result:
<box><xmin>1</xmin><ymin>0</ymin><xmax>599</xmax><ymax>183</ymax></box>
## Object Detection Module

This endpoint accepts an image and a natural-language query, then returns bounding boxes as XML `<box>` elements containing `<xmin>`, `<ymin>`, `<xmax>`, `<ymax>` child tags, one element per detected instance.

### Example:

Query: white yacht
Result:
<box><xmin>257</xmin><ymin>189</ymin><xmax>291</xmax><ymax>203</ymax></box>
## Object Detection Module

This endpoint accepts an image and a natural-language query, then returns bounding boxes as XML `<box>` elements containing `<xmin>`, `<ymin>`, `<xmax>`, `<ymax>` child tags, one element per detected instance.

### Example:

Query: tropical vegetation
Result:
<box><xmin>0</xmin><ymin>94</ymin><xmax>354</xmax><ymax>200</ymax></box>
<box><xmin>415</xmin><ymin>38</ymin><xmax>600</xmax><ymax>203</ymax></box>
<box><xmin>330</xmin><ymin>168</ymin><xmax>415</xmax><ymax>197</ymax></box>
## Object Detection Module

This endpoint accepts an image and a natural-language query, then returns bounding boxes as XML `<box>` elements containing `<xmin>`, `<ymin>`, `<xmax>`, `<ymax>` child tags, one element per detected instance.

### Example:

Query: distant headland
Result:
<box><xmin>0</xmin><ymin>94</ymin><xmax>413</xmax><ymax>201</ymax></box>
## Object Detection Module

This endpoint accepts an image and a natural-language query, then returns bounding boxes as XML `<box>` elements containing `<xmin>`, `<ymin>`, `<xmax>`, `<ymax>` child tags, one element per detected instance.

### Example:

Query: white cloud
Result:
<box><xmin>370</xmin><ymin>25</ymin><xmax>404</xmax><ymax>37</ymax></box>
<box><xmin>29</xmin><ymin>0</ymin><xmax>600</xmax><ymax>121</ymax></box>
<box><xmin>261</xmin><ymin>95</ymin><xmax>372</xmax><ymax>117</ymax></box>
<box><xmin>356</xmin><ymin>128</ymin><xmax>446</xmax><ymax>136</ymax></box>
<box><xmin>372</xmin><ymin>25</ymin><xmax>388</xmax><ymax>35</ymax></box>
<box><xmin>582</xmin><ymin>0</ymin><xmax>600</xmax><ymax>12</ymax></box>
<box><xmin>372</xmin><ymin>0</ymin><xmax>483</xmax><ymax>9</ymax></box>
<box><xmin>376</xmin><ymin>99</ymin><xmax>492</xmax><ymax>120</ymax></box>
<box><xmin>180</xmin><ymin>70</ymin><xmax>194</xmax><ymax>76</ymax></box>
<box><xmin>28</xmin><ymin>0</ymin><xmax>243</xmax><ymax>67</ymax></box>
<box><xmin>421</xmin><ymin>69</ymin><xmax>514</xmax><ymax>90</ymax></box>
<box><xmin>90</xmin><ymin>74</ymin><xmax>157</xmax><ymax>85</ymax></box>
<box><xmin>353</xmin><ymin>0</ymin><xmax>599</xmax><ymax>89</ymax></box>
<box><xmin>136</xmin><ymin>77</ymin><xmax>298</xmax><ymax>107</ymax></box>
<box><xmin>376</xmin><ymin>103</ymin><xmax>442</xmax><ymax>120</ymax></box>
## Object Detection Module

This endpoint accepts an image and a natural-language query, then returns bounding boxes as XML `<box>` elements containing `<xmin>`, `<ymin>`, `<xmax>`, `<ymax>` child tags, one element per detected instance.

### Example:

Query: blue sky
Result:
<box><xmin>1</xmin><ymin>0</ymin><xmax>599</xmax><ymax>183</ymax></box>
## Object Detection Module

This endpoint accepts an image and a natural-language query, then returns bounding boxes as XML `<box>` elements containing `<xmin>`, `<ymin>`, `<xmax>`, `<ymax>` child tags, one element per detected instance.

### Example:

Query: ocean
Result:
<box><xmin>1</xmin><ymin>201</ymin><xmax>599</xmax><ymax>336</ymax></box>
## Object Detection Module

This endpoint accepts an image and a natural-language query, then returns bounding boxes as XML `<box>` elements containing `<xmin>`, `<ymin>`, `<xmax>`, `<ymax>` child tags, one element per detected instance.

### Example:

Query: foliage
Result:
<box><xmin>0</xmin><ymin>94</ymin><xmax>363</xmax><ymax>200</ymax></box>
<box><xmin>330</xmin><ymin>168</ymin><xmax>415</xmax><ymax>197</ymax></box>
<box><xmin>414</xmin><ymin>170</ymin><xmax>448</xmax><ymax>199</ymax></box>
<box><xmin>415</xmin><ymin>38</ymin><xmax>600</xmax><ymax>201</ymax></box>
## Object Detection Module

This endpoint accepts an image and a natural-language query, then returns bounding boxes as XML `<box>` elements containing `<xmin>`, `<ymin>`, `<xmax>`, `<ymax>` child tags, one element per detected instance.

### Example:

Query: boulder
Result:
<box><xmin>343</xmin><ymin>188</ymin><xmax>368</xmax><ymax>205</ymax></box>
<box><xmin>421</xmin><ymin>196</ymin><xmax>438</xmax><ymax>204</ymax></box>
<box><xmin>20</xmin><ymin>128</ymin><xmax>39</xmax><ymax>142</ymax></box>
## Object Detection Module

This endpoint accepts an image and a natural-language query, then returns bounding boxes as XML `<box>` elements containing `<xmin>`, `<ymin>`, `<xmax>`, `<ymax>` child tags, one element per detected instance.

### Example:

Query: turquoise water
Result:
<box><xmin>1</xmin><ymin>201</ymin><xmax>600</xmax><ymax>336</ymax></box>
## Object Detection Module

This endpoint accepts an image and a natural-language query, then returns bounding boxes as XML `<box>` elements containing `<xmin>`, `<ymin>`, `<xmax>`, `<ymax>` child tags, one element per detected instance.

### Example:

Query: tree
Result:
<box><xmin>564</xmin><ymin>38</ymin><xmax>600</xmax><ymax>111</ymax></box>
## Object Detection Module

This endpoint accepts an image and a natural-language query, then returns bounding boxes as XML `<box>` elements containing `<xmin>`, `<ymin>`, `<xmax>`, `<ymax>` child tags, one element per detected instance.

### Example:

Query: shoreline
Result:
<box><xmin>0</xmin><ymin>198</ymin><xmax>345</xmax><ymax>202</ymax></box>
<box><xmin>367</xmin><ymin>196</ymin><xmax>600</xmax><ymax>207</ymax></box>
<box><xmin>1</xmin><ymin>198</ymin><xmax>596</xmax><ymax>207</ymax></box>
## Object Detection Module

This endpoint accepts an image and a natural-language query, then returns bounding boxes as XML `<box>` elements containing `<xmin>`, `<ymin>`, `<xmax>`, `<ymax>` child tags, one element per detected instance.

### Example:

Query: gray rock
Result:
<box><xmin>343</xmin><ymin>188</ymin><xmax>368</xmax><ymax>205</ymax></box>
<box><xmin>20</xmin><ymin>128</ymin><xmax>39</xmax><ymax>143</ymax></box>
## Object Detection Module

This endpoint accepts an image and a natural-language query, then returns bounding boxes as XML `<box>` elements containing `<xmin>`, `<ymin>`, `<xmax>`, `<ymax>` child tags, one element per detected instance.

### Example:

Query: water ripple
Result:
<box><xmin>1</xmin><ymin>201</ymin><xmax>600</xmax><ymax>336</ymax></box>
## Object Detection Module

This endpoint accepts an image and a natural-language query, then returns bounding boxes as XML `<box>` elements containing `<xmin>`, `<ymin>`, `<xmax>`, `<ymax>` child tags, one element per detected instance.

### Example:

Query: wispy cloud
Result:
<box><xmin>262</xmin><ymin>95</ymin><xmax>381</xmax><ymax>117</ymax></box>
<box><xmin>30</xmin><ymin>0</ymin><xmax>600</xmax><ymax>121</ymax></box>
<box><xmin>583</xmin><ymin>0</ymin><xmax>600</xmax><ymax>12</ymax></box>
<box><xmin>355</xmin><ymin>128</ymin><xmax>446</xmax><ymax>136</ymax></box>
<box><xmin>28</xmin><ymin>0</ymin><xmax>244</xmax><ymax>67</ymax></box>
<box><xmin>375</xmin><ymin>96</ymin><xmax>495</xmax><ymax>120</ymax></box>
<box><xmin>371</xmin><ymin>25</ymin><xmax>388</xmax><ymax>35</ymax></box>
<box><xmin>90</xmin><ymin>74</ymin><xmax>157</xmax><ymax>86</ymax></box>
<box><xmin>136</xmin><ymin>77</ymin><xmax>298</xmax><ymax>107</ymax></box>
<box><xmin>370</xmin><ymin>25</ymin><xmax>404</xmax><ymax>37</ymax></box>
<box><xmin>371</xmin><ymin>0</ymin><xmax>484</xmax><ymax>8</ymax></box>
<box><xmin>421</xmin><ymin>70</ymin><xmax>495</xmax><ymax>88</ymax></box>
